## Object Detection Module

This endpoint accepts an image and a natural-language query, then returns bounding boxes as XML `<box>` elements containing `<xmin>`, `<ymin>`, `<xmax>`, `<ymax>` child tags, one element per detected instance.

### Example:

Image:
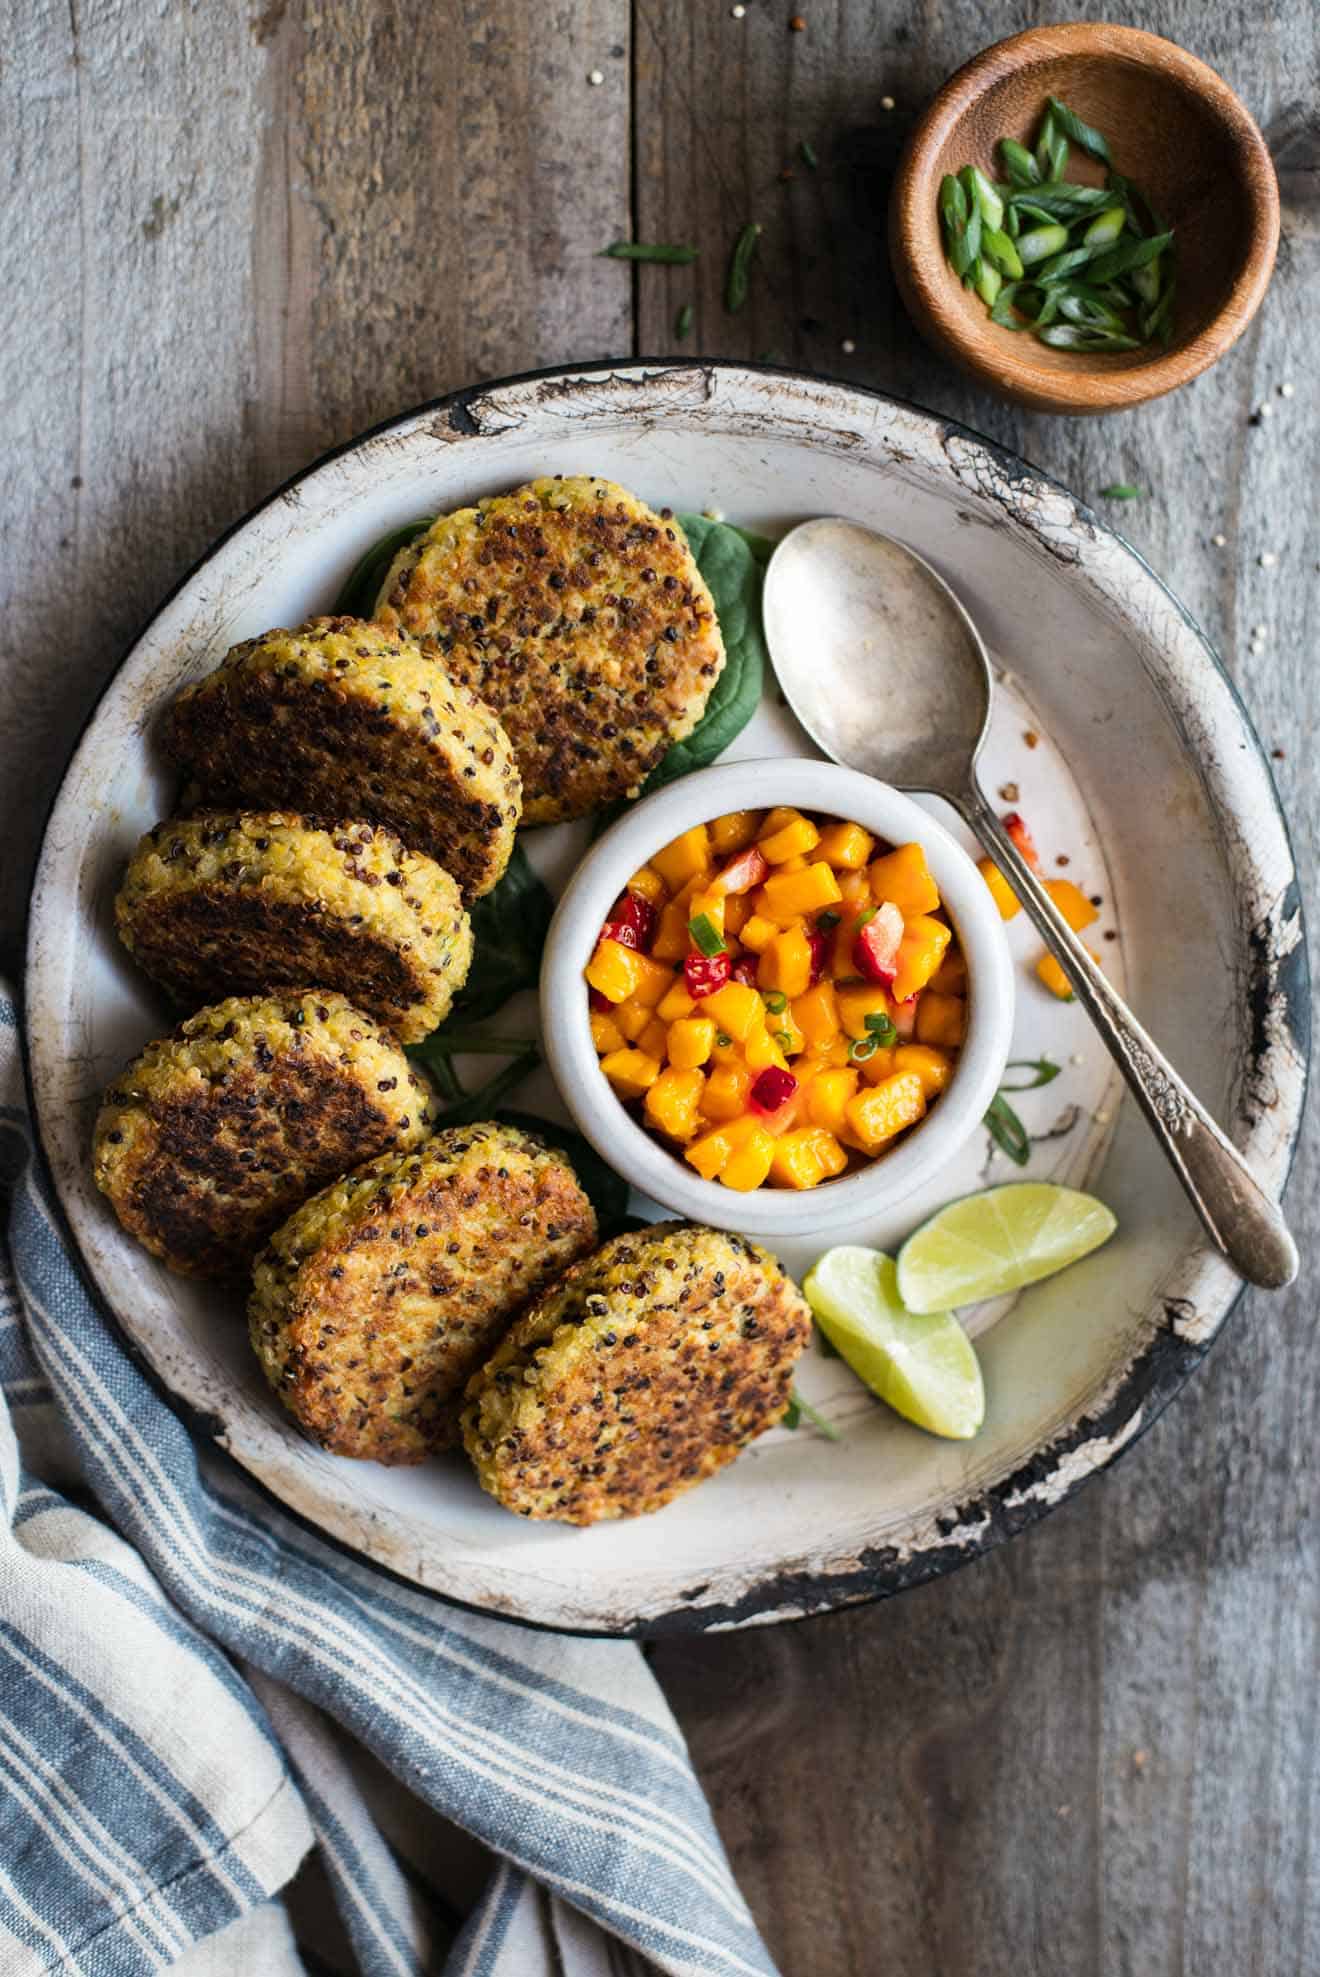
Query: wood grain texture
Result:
<box><xmin>4</xmin><ymin>2</ymin><xmax>1317</xmax><ymax>1972</ymax></box>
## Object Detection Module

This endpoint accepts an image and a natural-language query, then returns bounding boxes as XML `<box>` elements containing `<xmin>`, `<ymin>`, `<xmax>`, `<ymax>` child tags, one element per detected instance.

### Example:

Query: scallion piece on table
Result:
<box><xmin>936</xmin><ymin>98</ymin><xmax>1174</xmax><ymax>355</ymax></box>
<box><xmin>600</xmin><ymin>241</ymin><xmax>699</xmax><ymax>264</ymax></box>
<box><xmin>725</xmin><ymin>222</ymin><xmax>762</xmax><ymax>313</ymax></box>
<box><xmin>688</xmin><ymin>912</ymin><xmax>726</xmax><ymax>957</ymax></box>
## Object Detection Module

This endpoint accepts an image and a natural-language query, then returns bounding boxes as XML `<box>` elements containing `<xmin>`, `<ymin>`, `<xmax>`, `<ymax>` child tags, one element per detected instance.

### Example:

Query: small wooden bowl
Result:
<box><xmin>890</xmin><ymin>23</ymin><xmax>1280</xmax><ymax>414</ymax></box>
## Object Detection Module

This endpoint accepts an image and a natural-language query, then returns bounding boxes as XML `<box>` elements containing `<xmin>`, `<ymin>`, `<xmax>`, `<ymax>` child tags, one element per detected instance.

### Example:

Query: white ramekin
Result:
<box><xmin>539</xmin><ymin>758</ymin><xmax>1014</xmax><ymax>1238</ymax></box>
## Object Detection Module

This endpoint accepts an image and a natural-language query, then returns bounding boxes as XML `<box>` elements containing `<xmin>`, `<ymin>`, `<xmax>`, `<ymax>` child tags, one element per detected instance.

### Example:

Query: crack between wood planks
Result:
<box><xmin>67</xmin><ymin>0</ymin><xmax>88</xmax><ymax>591</ymax></box>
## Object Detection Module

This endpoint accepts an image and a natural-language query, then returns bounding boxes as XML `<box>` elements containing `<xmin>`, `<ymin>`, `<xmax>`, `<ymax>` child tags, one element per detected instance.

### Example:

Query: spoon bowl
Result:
<box><xmin>763</xmin><ymin>516</ymin><xmax>1297</xmax><ymax>1291</ymax></box>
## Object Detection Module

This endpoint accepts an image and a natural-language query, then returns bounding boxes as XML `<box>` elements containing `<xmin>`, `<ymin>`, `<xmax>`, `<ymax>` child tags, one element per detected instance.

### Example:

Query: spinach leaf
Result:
<box><xmin>334</xmin><ymin>517</ymin><xmax>433</xmax><ymax>619</ymax></box>
<box><xmin>642</xmin><ymin>512</ymin><xmax>769</xmax><ymax>788</ymax></box>
<box><xmin>495</xmin><ymin>1109</ymin><xmax>640</xmax><ymax>1238</ymax></box>
<box><xmin>414</xmin><ymin>1048</ymin><xmax>540</xmax><ymax>1128</ymax></box>
<box><xmin>446</xmin><ymin>842</ymin><xmax>555</xmax><ymax>1022</ymax></box>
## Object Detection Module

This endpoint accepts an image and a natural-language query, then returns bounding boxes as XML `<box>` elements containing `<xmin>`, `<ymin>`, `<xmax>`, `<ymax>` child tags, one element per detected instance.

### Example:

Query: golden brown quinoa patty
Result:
<box><xmin>164</xmin><ymin>617</ymin><xmax>520</xmax><ymax>902</ymax></box>
<box><xmin>249</xmin><ymin>1122</ymin><xmax>598</xmax><ymax>1463</ymax></box>
<box><xmin>460</xmin><ymin>1222</ymin><xmax>811</xmax><ymax>1524</ymax></box>
<box><xmin>93</xmin><ymin>991</ymin><xmax>433</xmax><ymax>1279</ymax></box>
<box><xmin>114</xmin><ymin>812</ymin><xmax>471</xmax><ymax>1044</ymax></box>
<box><xmin>374</xmin><ymin>477</ymin><xmax>726</xmax><ymax>824</ymax></box>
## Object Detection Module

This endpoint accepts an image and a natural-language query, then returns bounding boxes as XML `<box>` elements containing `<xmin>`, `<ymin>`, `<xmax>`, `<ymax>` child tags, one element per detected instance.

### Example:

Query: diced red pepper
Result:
<box><xmin>684</xmin><ymin>951</ymin><xmax>731</xmax><ymax>999</ymax></box>
<box><xmin>806</xmin><ymin>928</ymin><xmax>828</xmax><ymax>984</ymax></box>
<box><xmin>855</xmin><ymin>902</ymin><xmax>904</xmax><ymax>984</ymax></box>
<box><xmin>893</xmin><ymin>995</ymin><xmax>919</xmax><ymax>1039</ymax></box>
<box><xmin>730</xmin><ymin>955</ymin><xmax>760</xmax><ymax>987</ymax></box>
<box><xmin>709</xmin><ymin>845</ymin><xmax>769</xmax><ymax>898</ymax></box>
<box><xmin>1002</xmin><ymin>811</ymin><xmax>1041</xmax><ymax>873</ymax></box>
<box><xmin>749</xmin><ymin>1067</ymin><xmax>798</xmax><ymax>1115</ymax></box>
<box><xmin>602</xmin><ymin>891</ymin><xmax>657</xmax><ymax>952</ymax></box>
<box><xmin>588</xmin><ymin>987</ymin><xmax>612</xmax><ymax>1013</ymax></box>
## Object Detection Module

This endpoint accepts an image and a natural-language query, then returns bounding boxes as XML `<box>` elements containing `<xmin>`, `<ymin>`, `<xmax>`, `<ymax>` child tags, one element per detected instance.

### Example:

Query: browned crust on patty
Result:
<box><xmin>249</xmin><ymin>1123</ymin><xmax>598</xmax><ymax>1463</ymax></box>
<box><xmin>374</xmin><ymin>478</ymin><xmax>726</xmax><ymax>824</ymax></box>
<box><xmin>163</xmin><ymin>617</ymin><xmax>520</xmax><ymax>902</ymax></box>
<box><xmin>460</xmin><ymin>1222</ymin><xmax>812</xmax><ymax>1523</ymax></box>
<box><xmin>92</xmin><ymin>992</ymin><xmax>432</xmax><ymax>1279</ymax></box>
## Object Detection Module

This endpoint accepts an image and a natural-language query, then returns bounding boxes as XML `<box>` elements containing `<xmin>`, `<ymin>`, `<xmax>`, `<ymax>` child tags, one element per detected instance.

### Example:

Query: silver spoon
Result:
<box><xmin>762</xmin><ymin>517</ymin><xmax>1297</xmax><ymax>1290</ymax></box>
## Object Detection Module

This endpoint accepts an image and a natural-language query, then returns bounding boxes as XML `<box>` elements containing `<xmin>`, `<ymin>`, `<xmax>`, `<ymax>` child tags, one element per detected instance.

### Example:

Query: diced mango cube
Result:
<box><xmin>627</xmin><ymin>864</ymin><xmax>668</xmax><ymax>908</ymax></box>
<box><xmin>744</xmin><ymin>1023</ymin><xmax>789</xmax><ymax>1073</ymax></box>
<box><xmin>837</xmin><ymin>868</ymin><xmax>872</xmax><ymax>910</ymax></box>
<box><xmin>668</xmin><ymin>1017</ymin><xmax>716</xmax><ymax>1070</ymax></box>
<box><xmin>590</xmin><ymin>1010</ymin><xmax>625</xmax><ymax>1055</ymax></box>
<box><xmin>656</xmin><ymin>980</ymin><xmax>695</xmax><ymax>1023</ymax></box>
<box><xmin>1044</xmin><ymin>877</ymin><xmax>1099</xmax><ymax>932</ymax></box>
<box><xmin>815</xmin><ymin>819</ymin><xmax>875</xmax><ymax>870</ymax></box>
<box><xmin>1036</xmin><ymin>950</ymin><xmax>1098</xmax><ymax>1000</ymax></box>
<box><xmin>708</xmin><ymin>809</ymin><xmax>763</xmax><ymax>855</ymax></box>
<box><xmin>723</xmin><ymin>892</ymin><xmax>751</xmax><ymax>938</ymax></box>
<box><xmin>700</xmin><ymin>1062</ymin><xmax>753</xmax><ymax>1121</ymax></box>
<box><xmin>978</xmin><ymin>856</ymin><xmax>1021</xmax><ymax>921</ymax></box>
<box><xmin>761</xmin><ymin>862</ymin><xmax>843</xmax><ymax>921</ymax></box>
<box><xmin>845</xmin><ymin>1071</ymin><xmax>927</xmax><ymax>1153</ymax></box>
<box><xmin>651</xmin><ymin>898</ymin><xmax>692</xmax><ymax>963</ymax></box>
<box><xmin>710</xmin><ymin>1029</ymin><xmax>743</xmax><ymax>1064</ymax></box>
<box><xmin>806</xmin><ymin>1067</ymin><xmax>859</xmax><ymax>1137</ymax></box>
<box><xmin>892</xmin><ymin>916</ymin><xmax>952</xmax><ymax>1001</ymax></box>
<box><xmin>773</xmin><ymin>1008</ymin><xmax>806</xmax><ymax>1056</ymax></box>
<box><xmin>768</xmin><ymin>1128</ymin><xmax>845</xmax><ymax>1189</ymax></box>
<box><xmin>915</xmin><ymin>993</ymin><xmax>966</xmax><ymax>1049</ymax></box>
<box><xmin>630</xmin><ymin>952</ymin><xmax>679</xmax><ymax>1008</ymax></box>
<box><xmin>857</xmin><ymin>1044</ymin><xmax>898</xmax><ymax>1086</ymax></box>
<box><xmin>702</xmin><ymin>981</ymin><xmax>764</xmax><ymax>1042</ymax></box>
<box><xmin>757</xmin><ymin>925</ymin><xmax>813</xmax><ymax>999</ymax></box>
<box><xmin>930</xmin><ymin>947</ymin><xmax>968</xmax><ymax>995</ymax></box>
<box><xmin>644</xmin><ymin>1067</ymin><xmax>706</xmax><ymax>1142</ymax></box>
<box><xmin>739</xmin><ymin>913</ymin><xmax>779</xmax><ymax>954</ymax></box>
<box><xmin>651</xmin><ymin>825</ymin><xmax>711</xmax><ymax>893</ymax></box>
<box><xmin>792</xmin><ymin>980</ymin><xmax>839</xmax><ymax>1049</ymax></box>
<box><xmin>638</xmin><ymin>1017</ymin><xmax>668</xmax><ymax>1061</ymax></box>
<box><xmin>868</xmin><ymin>842</ymin><xmax>940</xmax><ymax>916</ymax></box>
<box><xmin>720</xmin><ymin>1125</ymin><xmax>776</xmax><ymax>1191</ymax></box>
<box><xmin>836</xmin><ymin>982</ymin><xmax>894</xmax><ymax>1039</ymax></box>
<box><xmin>600</xmin><ymin>1048</ymin><xmax>662</xmax><ymax>1099</ymax></box>
<box><xmin>759</xmin><ymin>815</ymin><xmax>821</xmax><ymax>864</ymax></box>
<box><xmin>757</xmin><ymin>805</ymin><xmax>803</xmax><ymax>839</ymax></box>
<box><xmin>685</xmin><ymin>890</ymin><xmax>727</xmax><ymax>941</ymax></box>
<box><xmin>585</xmin><ymin>937</ymin><xmax>642</xmax><ymax>1004</ymax></box>
<box><xmin>686</xmin><ymin>1129</ymin><xmax>733</xmax><ymax>1181</ymax></box>
<box><xmin>893</xmin><ymin>995</ymin><xmax>918</xmax><ymax>1039</ymax></box>
<box><xmin>894</xmin><ymin>1043</ymin><xmax>954</xmax><ymax>1096</ymax></box>
<box><xmin>612</xmin><ymin>995</ymin><xmax>652</xmax><ymax>1042</ymax></box>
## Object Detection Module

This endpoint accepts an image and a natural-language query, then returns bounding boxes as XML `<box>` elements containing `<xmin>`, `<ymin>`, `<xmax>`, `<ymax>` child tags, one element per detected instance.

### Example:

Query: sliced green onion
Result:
<box><xmin>799</xmin><ymin>139</ymin><xmax>819</xmax><ymax>169</ymax></box>
<box><xmin>688</xmin><ymin>912</ymin><xmax>726</xmax><ymax>957</ymax></box>
<box><xmin>982</xmin><ymin>226</ymin><xmax>1024</xmax><ymax>279</ymax></box>
<box><xmin>961</xmin><ymin>164</ymin><xmax>1004</xmax><ymax>231</ymax></box>
<box><xmin>1000</xmin><ymin>1057</ymin><xmax>1062</xmax><ymax>1089</ymax></box>
<box><xmin>774</xmin><ymin>1031</ymin><xmax>794</xmax><ymax>1051</ymax></box>
<box><xmin>715</xmin><ymin>1031</ymin><xmax>733</xmax><ymax>1048</ymax></box>
<box><xmin>998</xmin><ymin>137</ymin><xmax>1041</xmax><ymax>186</ymax></box>
<box><xmin>1016</xmin><ymin>222</ymin><xmax>1069</xmax><ymax>266</ymax></box>
<box><xmin>762</xmin><ymin>989</ymin><xmax>788</xmax><ymax>1014</ymax></box>
<box><xmin>725</xmin><ymin>222</ymin><xmax>762</xmax><ymax>313</ymax></box>
<box><xmin>984</xmin><ymin>1092</ymin><xmax>1031</xmax><ymax>1166</ymax></box>
<box><xmin>1036</xmin><ymin>245</ymin><xmax>1099</xmax><ymax>284</ymax></box>
<box><xmin>817</xmin><ymin>910</ymin><xmax>841</xmax><ymax>930</ymax></box>
<box><xmin>674</xmin><ymin>301</ymin><xmax>694</xmax><ymax>340</ymax></box>
<box><xmin>864</xmin><ymin>1011</ymin><xmax>898</xmax><ymax>1047</ymax></box>
<box><xmin>600</xmin><ymin>241</ymin><xmax>699</xmax><ymax>264</ymax></box>
<box><xmin>1100</xmin><ymin>483</ymin><xmax>1144</xmax><ymax>500</ymax></box>
<box><xmin>973</xmin><ymin>258</ymin><xmax>1002</xmax><ymax>307</ymax></box>
<box><xmin>849</xmin><ymin>1035</ymin><xmax>879</xmax><ymax>1062</ymax></box>
<box><xmin>1084</xmin><ymin>230</ymin><xmax>1172</xmax><ymax>284</ymax></box>
<box><xmin>1046</xmin><ymin>96</ymin><xmax>1113</xmax><ymax>165</ymax></box>
<box><xmin>1082</xmin><ymin>205</ymin><xmax>1126</xmax><ymax>249</ymax></box>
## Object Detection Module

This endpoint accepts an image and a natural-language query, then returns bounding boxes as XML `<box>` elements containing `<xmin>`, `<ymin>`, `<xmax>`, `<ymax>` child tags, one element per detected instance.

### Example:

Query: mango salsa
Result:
<box><xmin>585</xmin><ymin>808</ymin><xmax>969</xmax><ymax>1191</ymax></box>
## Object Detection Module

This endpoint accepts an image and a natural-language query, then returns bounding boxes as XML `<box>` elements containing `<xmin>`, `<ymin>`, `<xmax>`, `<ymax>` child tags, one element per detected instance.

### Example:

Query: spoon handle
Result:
<box><xmin>966</xmin><ymin>789</ymin><xmax>1298</xmax><ymax>1290</ymax></box>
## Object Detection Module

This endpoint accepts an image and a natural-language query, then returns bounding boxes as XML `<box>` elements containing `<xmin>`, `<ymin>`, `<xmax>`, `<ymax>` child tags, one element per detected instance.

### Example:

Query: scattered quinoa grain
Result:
<box><xmin>841</xmin><ymin>337</ymin><xmax>856</xmax><ymax>353</ymax></box>
<box><xmin>1279</xmin><ymin>381</ymin><xmax>1294</xmax><ymax>398</ymax></box>
<box><xmin>1023</xmin><ymin>728</ymin><xmax>1039</xmax><ymax>748</ymax></box>
<box><xmin>999</xmin><ymin>781</ymin><xmax>1019</xmax><ymax>802</ymax></box>
<box><xmin>1260</xmin><ymin>550</ymin><xmax>1278</xmax><ymax>568</ymax></box>
<box><xmin>789</xmin><ymin>13</ymin><xmax>806</xmax><ymax>28</ymax></box>
<box><xmin>1211</xmin><ymin>532</ymin><xmax>1227</xmax><ymax>547</ymax></box>
<box><xmin>588</xmin><ymin>68</ymin><xmax>604</xmax><ymax>85</ymax></box>
<box><xmin>880</xmin><ymin>94</ymin><xmax>896</xmax><ymax>109</ymax></box>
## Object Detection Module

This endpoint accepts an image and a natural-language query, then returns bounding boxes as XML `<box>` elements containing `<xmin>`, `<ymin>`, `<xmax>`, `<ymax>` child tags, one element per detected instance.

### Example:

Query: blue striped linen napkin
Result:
<box><xmin>0</xmin><ymin>986</ymin><xmax>778</xmax><ymax>1977</ymax></box>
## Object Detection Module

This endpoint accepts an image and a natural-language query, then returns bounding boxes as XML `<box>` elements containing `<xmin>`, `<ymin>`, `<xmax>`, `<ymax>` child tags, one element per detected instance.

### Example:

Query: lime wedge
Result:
<box><xmin>803</xmin><ymin>1247</ymin><xmax>984</xmax><ymax>1440</ymax></box>
<box><xmin>897</xmin><ymin>1183</ymin><xmax>1117</xmax><ymax>1315</ymax></box>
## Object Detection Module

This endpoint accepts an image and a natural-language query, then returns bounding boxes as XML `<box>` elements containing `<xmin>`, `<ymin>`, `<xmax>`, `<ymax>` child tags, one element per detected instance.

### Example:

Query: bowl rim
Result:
<box><xmin>539</xmin><ymin>758</ymin><xmax>1015</xmax><ymax>1238</ymax></box>
<box><xmin>889</xmin><ymin>21</ymin><xmax>1281</xmax><ymax>414</ymax></box>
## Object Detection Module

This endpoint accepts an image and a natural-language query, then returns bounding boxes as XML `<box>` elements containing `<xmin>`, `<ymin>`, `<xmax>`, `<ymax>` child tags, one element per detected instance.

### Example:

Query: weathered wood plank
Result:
<box><xmin>637</xmin><ymin>6</ymin><xmax>1320</xmax><ymax>1973</ymax></box>
<box><xmin>0</xmin><ymin>0</ymin><xmax>631</xmax><ymax>967</ymax></box>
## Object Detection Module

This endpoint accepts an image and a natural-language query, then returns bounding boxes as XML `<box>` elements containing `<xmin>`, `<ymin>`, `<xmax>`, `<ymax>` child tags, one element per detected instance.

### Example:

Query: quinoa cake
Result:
<box><xmin>461</xmin><ymin>1222</ymin><xmax>812</xmax><ymax>1524</ymax></box>
<box><xmin>373</xmin><ymin>477</ymin><xmax>726</xmax><ymax>824</ymax></box>
<box><xmin>93</xmin><ymin>991</ymin><xmax>433</xmax><ymax>1279</ymax></box>
<box><xmin>249</xmin><ymin>1122</ymin><xmax>598</xmax><ymax>1463</ymax></box>
<box><xmin>163</xmin><ymin>617</ymin><xmax>520</xmax><ymax>901</ymax></box>
<box><xmin>114</xmin><ymin>812</ymin><xmax>472</xmax><ymax>1044</ymax></box>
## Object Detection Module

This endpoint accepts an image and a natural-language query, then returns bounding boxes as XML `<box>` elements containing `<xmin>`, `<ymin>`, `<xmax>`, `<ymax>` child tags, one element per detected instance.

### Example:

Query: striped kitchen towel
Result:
<box><xmin>0</xmin><ymin>986</ymin><xmax>776</xmax><ymax>1977</ymax></box>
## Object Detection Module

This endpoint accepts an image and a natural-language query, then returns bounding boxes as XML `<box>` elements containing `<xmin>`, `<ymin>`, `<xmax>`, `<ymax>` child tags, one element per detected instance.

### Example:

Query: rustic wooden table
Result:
<box><xmin>5</xmin><ymin>4</ymin><xmax>1316</xmax><ymax>1972</ymax></box>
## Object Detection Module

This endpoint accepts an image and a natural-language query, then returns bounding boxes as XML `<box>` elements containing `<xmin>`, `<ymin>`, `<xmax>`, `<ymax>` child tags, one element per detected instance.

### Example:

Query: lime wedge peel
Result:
<box><xmin>896</xmin><ymin>1182</ymin><xmax>1117</xmax><ymax>1317</ymax></box>
<box><xmin>803</xmin><ymin>1247</ymin><xmax>985</xmax><ymax>1442</ymax></box>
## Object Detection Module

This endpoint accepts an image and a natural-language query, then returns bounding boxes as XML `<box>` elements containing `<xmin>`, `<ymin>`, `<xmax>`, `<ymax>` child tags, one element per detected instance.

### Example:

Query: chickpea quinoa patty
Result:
<box><xmin>164</xmin><ymin>617</ymin><xmax>520</xmax><ymax>902</ymax></box>
<box><xmin>374</xmin><ymin>477</ymin><xmax>726</xmax><ymax>825</ymax></box>
<box><xmin>249</xmin><ymin>1122</ymin><xmax>598</xmax><ymax>1463</ymax></box>
<box><xmin>461</xmin><ymin>1222</ymin><xmax>812</xmax><ymax>1524</ymax></box>
<box><xmin>93</xmin><ymin>991</ymin><xmax>433</xmax><ymax>1279</ymax></box>
<box><xmin>115</xmin><ymin>813</ymin><xmax>472</xmax><ymax>1045</ymax></box>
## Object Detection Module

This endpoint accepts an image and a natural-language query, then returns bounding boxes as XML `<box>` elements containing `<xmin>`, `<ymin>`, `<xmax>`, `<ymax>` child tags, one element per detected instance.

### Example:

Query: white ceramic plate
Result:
<box><xmin>26</xmin><ymin>363</ymin><xmax>1307</xmax><ymax>1635</ymax></box>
